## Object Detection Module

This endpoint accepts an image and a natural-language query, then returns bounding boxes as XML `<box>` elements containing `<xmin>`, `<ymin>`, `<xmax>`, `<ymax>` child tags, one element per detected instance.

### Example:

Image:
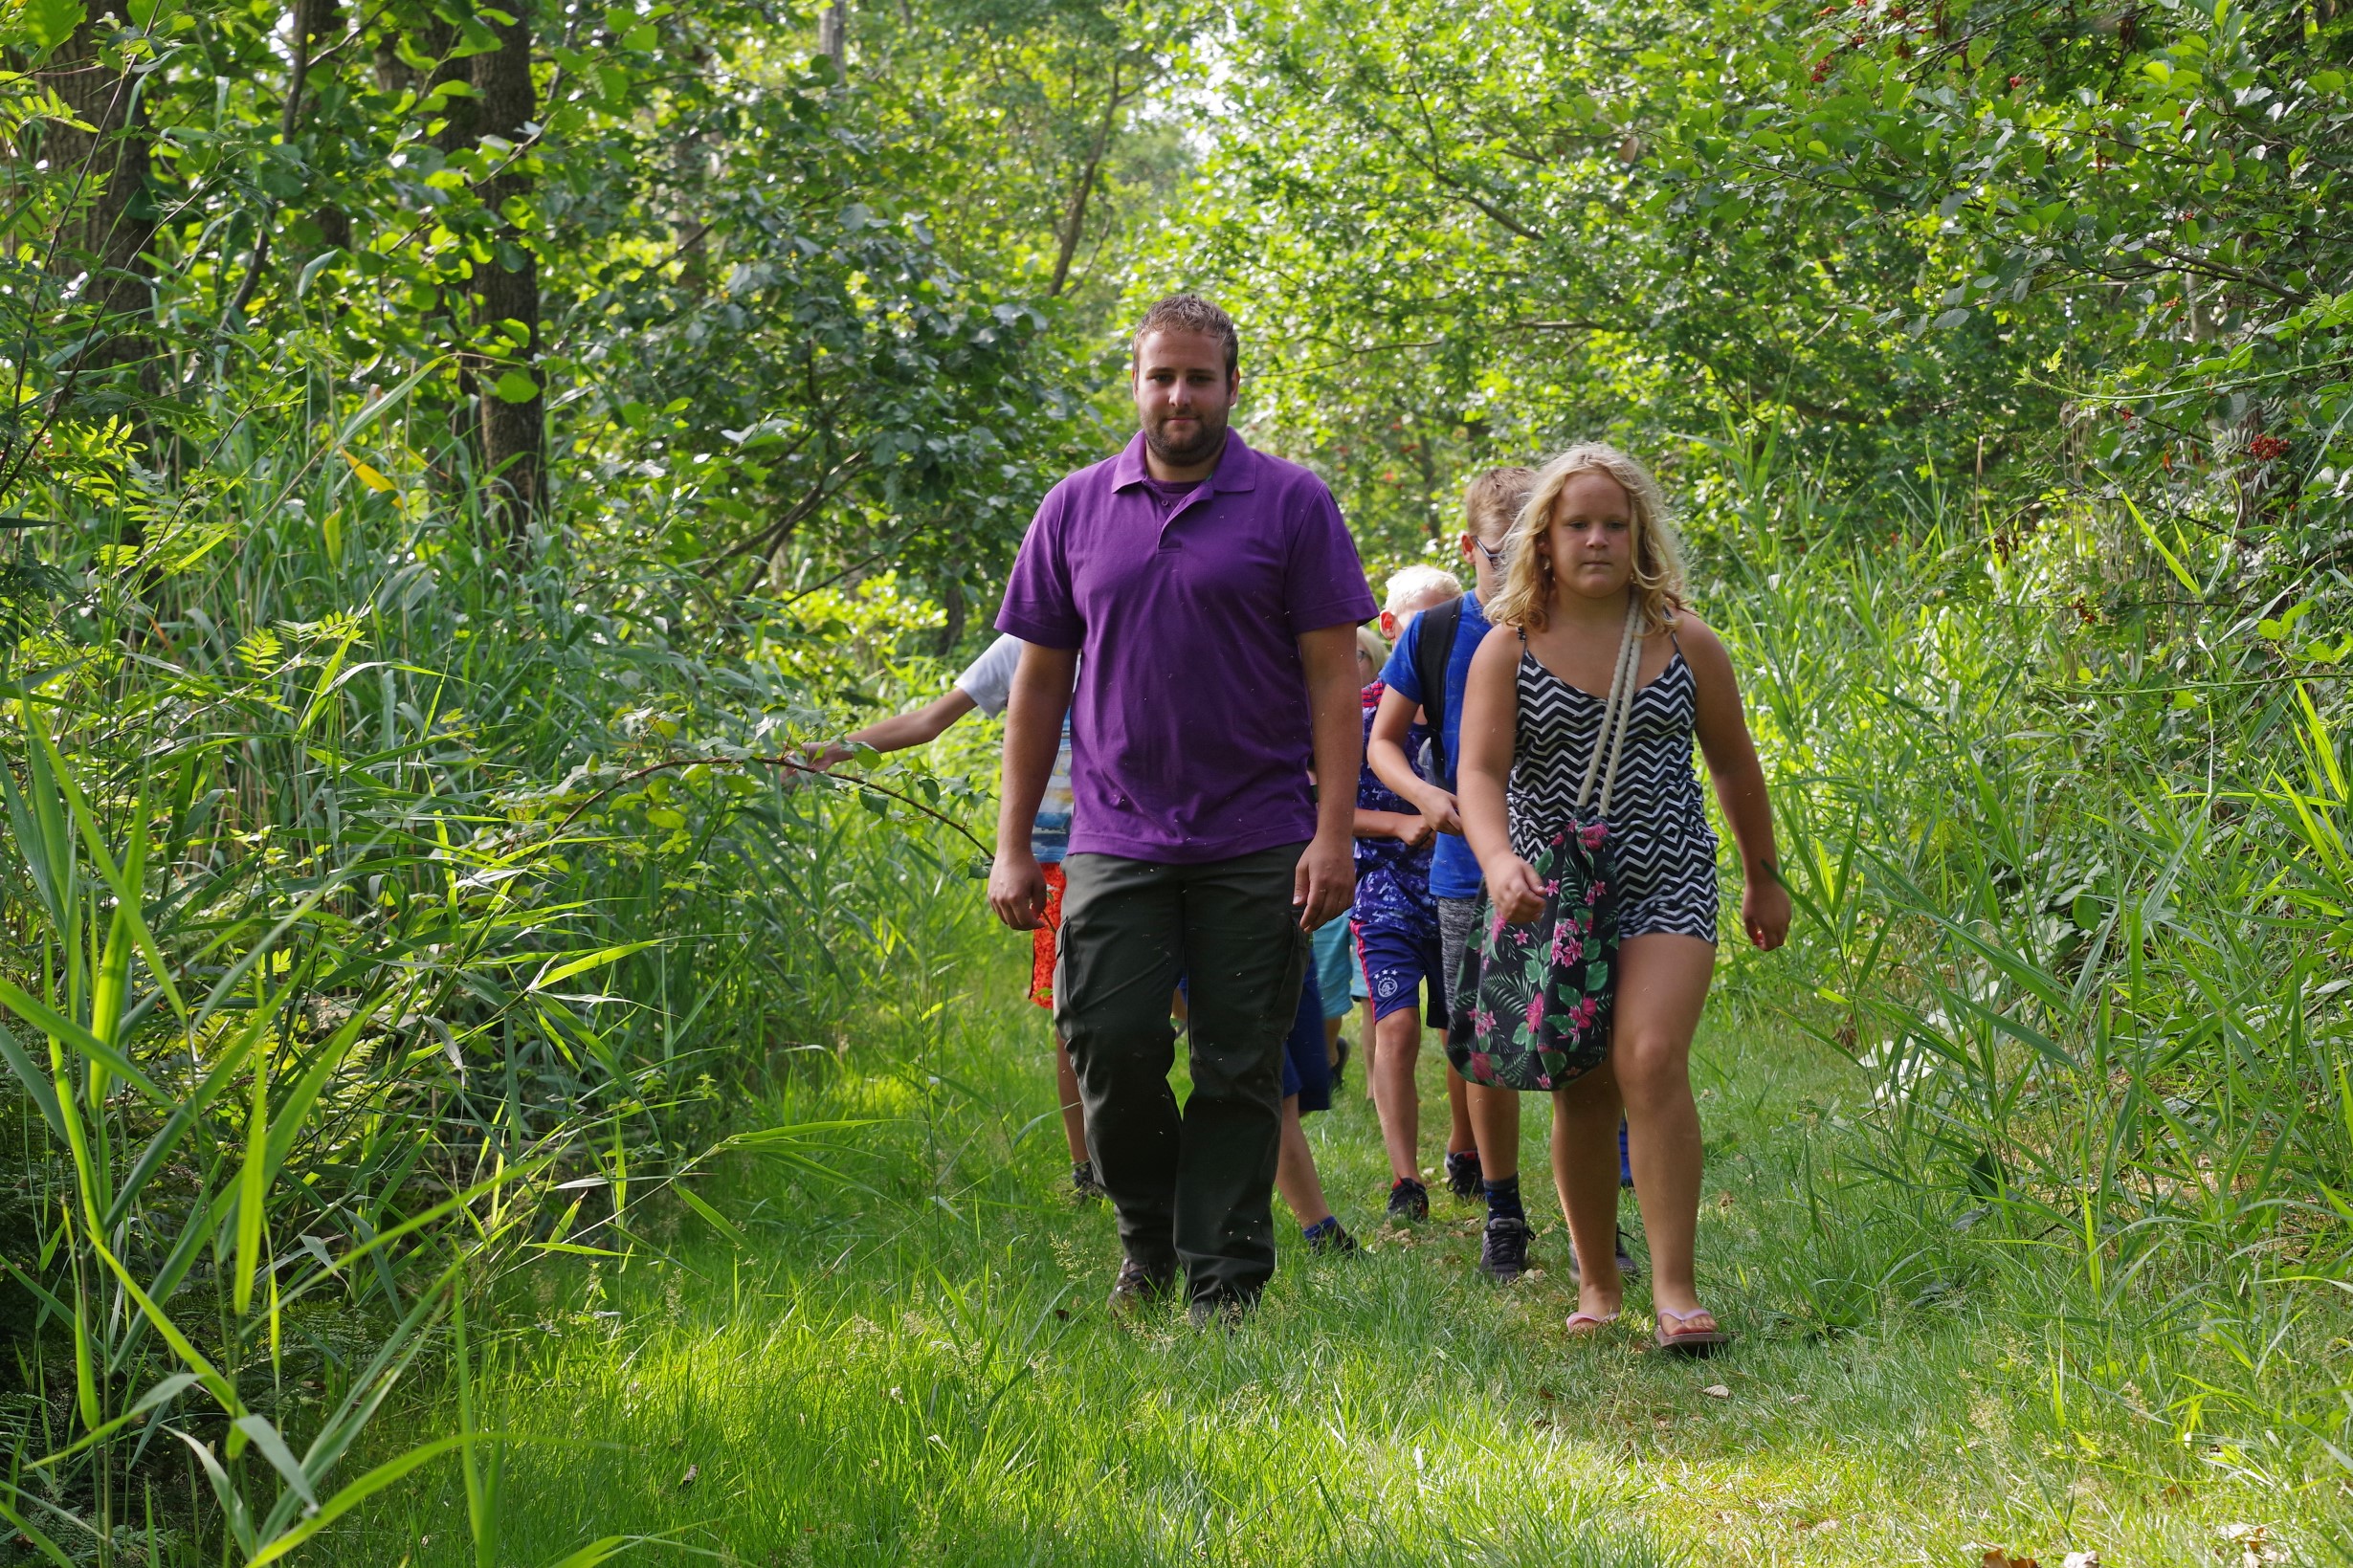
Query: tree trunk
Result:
<box><xmin>818</xmin><ymin>1</ymin><xmax>848</xmax><ymax>77</ymax></box>
<box><xmin>475</xmin><ymin>0</ymin><xmax>543</xmax><ymax>536</ymax></box>
<box><xmin>936</xmin><ymin>579</ymin><xmax>966</xmax><ymax>657</ymax></box>
<box><xmin>35</xmin><ymin>10</ymin><xmax>157</xmax><ymax>377</ymax></box>
<box><xmin>1049</xmin><ymin>60</ymin><xmax>1120</xmax><ymax>298</ymax></box>
<box><xmin>300</xmin><ymin>0</ymin><xmax>351</xmax><ymax>253</ymax></box>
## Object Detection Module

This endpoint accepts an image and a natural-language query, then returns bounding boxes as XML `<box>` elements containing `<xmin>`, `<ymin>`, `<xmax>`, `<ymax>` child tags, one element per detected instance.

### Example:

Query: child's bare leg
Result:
<box><xmin>1551</xmin><ymin>1067</ymin><xmax>1627</xmax><ymax>1319</ymax></box>
<box><xmin>1611</xmin><ymin>934</ymin><xmax>1717</xmax><ymax>1321</ymax></box>
<box><xmin>1358</xmin><ymin>997</ymin><xmax>1380</xmax><ymax>1097</ymax></box>
<box><xmin>1274</xmin><ymin>1094</ymin><xmax>1332</xmax><ymax>1227</ymax></box>
<box><xmin>1368</xmin><ymin>1005</ymin><xmax>1426</xmax><ymax>1182</ymax></box>
<box><xmin>1055</xmin><ymin>1041</ymin><xmax>1088</xmax><ymax>1164</ymax></box>
<box><xmin>1322</xmin><ymin>1011</ymin><xmax>1344</xmax><ymax>1069</ymax></box>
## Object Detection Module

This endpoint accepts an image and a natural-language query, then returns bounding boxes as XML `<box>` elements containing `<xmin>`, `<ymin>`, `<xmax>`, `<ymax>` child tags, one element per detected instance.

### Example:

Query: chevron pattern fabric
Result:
<box><xmin>1506</xmin><ymin>646</ymin><xmax>1720</xmax><ymax>943</ymax></box>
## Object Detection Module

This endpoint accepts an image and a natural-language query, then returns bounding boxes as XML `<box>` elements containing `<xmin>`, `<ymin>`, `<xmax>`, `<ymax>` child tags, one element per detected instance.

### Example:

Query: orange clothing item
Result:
<box><xmin>1029</xmin><ymin>862</ymin><xmax>1067</xmax><ymax>1008</ymax></box>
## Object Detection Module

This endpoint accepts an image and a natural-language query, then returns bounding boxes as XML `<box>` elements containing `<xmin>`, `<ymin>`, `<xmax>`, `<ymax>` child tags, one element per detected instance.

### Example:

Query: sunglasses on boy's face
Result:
<box><xmin>1470</xmin><ymin>537</ymin><xmax>1510</xmax><ymax>568</ymax></box>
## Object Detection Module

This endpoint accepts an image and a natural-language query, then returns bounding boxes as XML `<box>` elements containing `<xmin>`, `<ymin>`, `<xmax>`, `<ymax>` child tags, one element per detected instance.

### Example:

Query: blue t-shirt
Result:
<box><xmin>1377</xmin><ymin>591</ymin><xmax>1489</xmax><ymax>899</ymax></box>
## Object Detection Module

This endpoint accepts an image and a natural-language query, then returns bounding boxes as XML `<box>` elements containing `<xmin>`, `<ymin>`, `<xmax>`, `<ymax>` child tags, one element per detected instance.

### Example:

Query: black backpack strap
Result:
<box><xmin>1412</xmin><ymin>593</ymin><xmax>1467</xmax><ymax>785</ymax></box>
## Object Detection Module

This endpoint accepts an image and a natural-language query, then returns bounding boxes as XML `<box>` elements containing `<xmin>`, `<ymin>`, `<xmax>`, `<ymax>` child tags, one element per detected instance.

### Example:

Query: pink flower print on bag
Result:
<box><xmin>1579</xmin><ymin>823</ymin><xmax>1609</xmax><ymax>851</ymax></box>
<box><xmin>1572</xmin><ymin>995</ymin><xmax>1601</xmax><ymax>1029</ymax></box>
<box><xmin>1550</xmin><ymin>924</ymin><xmax>1584</xmax><ymax>966</ymax></box>
<box><xmin>1524</xmin><ymin>992</ymin><xmax>1545</xmax><ymax>1036</ymax></box>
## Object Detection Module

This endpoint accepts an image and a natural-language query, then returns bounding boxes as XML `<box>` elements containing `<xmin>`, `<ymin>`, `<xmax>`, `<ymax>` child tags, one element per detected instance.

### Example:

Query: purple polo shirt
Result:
<box><xmin>997</xmin><ymin>431</ymin><xmax>1376</xmax><ymax>864</ymax></box>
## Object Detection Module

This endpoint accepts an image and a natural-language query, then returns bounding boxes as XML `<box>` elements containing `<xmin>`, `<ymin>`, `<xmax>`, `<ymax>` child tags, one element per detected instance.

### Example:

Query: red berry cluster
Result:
<box><xmin>2248</xmin><ymin>434</ymin><xmax>2290</xmax><ymax>461</ymax></box>
<box><xmin>1811</xmin><ymin>55</ymin><xmax>1836</xmax><ymax>82</ymax></box>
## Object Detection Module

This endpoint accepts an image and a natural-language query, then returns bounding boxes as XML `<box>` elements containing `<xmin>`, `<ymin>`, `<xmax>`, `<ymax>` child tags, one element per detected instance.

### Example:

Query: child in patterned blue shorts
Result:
<box><xmin>1351</xmin><ymin>609</ymin><xmax>1482</xmax><ymax>1225</ymax></box>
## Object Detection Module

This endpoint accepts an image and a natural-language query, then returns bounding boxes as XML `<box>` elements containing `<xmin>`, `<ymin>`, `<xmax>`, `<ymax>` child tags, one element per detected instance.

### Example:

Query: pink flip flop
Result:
<box><xmin>1653</xmin><ymin>1307</ymin><xmax>1731</xmax><ymax>1355</ymax></box>
<box><xmin>1565</xmin><ymin>1310</ymin><xmax>1619</xmax><ymax>1337</ymax></box>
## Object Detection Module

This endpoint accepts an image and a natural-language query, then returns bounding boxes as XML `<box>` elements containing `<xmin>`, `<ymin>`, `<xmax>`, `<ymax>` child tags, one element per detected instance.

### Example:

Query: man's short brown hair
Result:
<box><xmin>1132</xmin><ymin>294</ymin><xmax>1239</xmax><ymax>380</ymax></box>
<box><xmin>1463</xmin><ymin>465</ymin><xmax>1536</xmax><ymax>541</ymax></box>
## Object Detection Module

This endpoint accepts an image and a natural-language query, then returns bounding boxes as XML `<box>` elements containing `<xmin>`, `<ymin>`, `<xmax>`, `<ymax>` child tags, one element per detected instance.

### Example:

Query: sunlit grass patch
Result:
<box><xmin>332</xmin><ymin>965</ymin><xmax>2350</xmax><ymax>1567</ymax></box>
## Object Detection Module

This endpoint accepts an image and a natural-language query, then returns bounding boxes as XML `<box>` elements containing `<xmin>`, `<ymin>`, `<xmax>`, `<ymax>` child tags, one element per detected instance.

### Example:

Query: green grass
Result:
<box><xmin>328</xmin><ymin>924</ymin><xmax>2350</xmax><ymax>1568</ymax></box>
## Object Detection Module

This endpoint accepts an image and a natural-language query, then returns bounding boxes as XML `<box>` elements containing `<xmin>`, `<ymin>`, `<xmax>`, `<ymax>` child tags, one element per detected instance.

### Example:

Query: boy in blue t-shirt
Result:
<box><xmin>1352</xmin><ymin>596</ymin><xmax>1479</xmax><ymax>1226</ymax></box>
<box><xmin>1368</xmin><ymin>472</ymin><xmax>1532</xmax><ymax>1256</ymax></box>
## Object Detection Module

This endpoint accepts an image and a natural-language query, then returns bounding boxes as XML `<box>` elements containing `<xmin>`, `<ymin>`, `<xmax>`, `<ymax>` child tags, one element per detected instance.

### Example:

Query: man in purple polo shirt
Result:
<box><xmin>988</xmin><ymin>294</ymin><xmax>1375</xmax><ymax>1325</ymax></box>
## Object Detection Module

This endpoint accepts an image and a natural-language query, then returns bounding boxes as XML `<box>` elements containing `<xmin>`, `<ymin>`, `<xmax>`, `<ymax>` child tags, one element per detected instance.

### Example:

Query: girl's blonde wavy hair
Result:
<box><xmin>1484</xmin><ymin>443</ymin><xmax>1688</xmax><ymax>634</ymax></box>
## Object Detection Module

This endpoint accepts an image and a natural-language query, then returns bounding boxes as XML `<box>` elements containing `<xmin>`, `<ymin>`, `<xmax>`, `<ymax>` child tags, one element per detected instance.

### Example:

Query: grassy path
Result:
<box><xmin>351</xmin><ymin>961</ymin><xmax>2321</xmax><ymax>1567</ymax></box>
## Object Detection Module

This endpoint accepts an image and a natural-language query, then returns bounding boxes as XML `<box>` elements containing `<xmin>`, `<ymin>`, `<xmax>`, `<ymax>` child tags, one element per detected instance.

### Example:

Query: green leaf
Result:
<box><xmin>491</xmin><ymin>369</ymin><xmax>541</xmax><ymax>403</ymax></box>
<box><xmin>246</xmin><ymin>1436</ymin><xmax>476</xmax><ymax>1565</ymax></box>
<box><xmin>540</xmin><ymin>1538</ymin><xmax>642</xmax><ymax>1568</ymax></box>
<box><xmin>0</xmin><ymin>976</ymin><xmax>167</xmax><ymax>1106</ymax></box>
<box><xmin>233</xmin><ymin>1415</ymin><xmax>320</xmax><ymax>1509</ymax></box>
<box><xmin>528</xmin><ymin>940</ymin><xmax>656</xmax><ymax>993</ymax></box>
<box><xmin>676</xmin><ymin>1184</ymin><xmax>748</xmax><ymax>1248</ymax></box>
<box><xmin>19</xmin><ymin>0</ymin><xmax>86</xmax><ymax>54</ymax></box>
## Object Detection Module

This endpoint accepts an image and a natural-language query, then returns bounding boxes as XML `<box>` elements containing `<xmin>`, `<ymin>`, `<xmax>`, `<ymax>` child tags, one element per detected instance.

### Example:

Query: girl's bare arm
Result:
<box><xmin>1457</xmin><ymin>626</ymin><xmax>1543</xmax><ymax>921</ymax></box>
<box><xmin>1678</xmin><ymin>614</ymin><xmax>1791</xmax><ymax>950</ymax></box>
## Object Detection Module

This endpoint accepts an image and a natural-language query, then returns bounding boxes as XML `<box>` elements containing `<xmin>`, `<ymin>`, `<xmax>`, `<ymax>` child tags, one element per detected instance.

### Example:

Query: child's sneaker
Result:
<box><xmin>1385</xmin><ymin>1177</ymin><xmax>1431</xmax><ymax>1225</ymax></box>
<box><xmin>1303</xmin><ymin>1216</ymin><xmax>1361</xmax><ymax>1255</ymax></box>
<box><xmin>1072</xmin><ymin>1160</ymin><xmax>1107</xmax><ymax>1202</ymax></box>
<box><xmin>1444</xmin><ymin>1149</ymin><xmax>1483</xmax><ymax>1200</ymax></box>
<box><xmin>1477</xmin><ymin>1216</ymin><xmax>1531</xmax><ymax>1282</ymax></box>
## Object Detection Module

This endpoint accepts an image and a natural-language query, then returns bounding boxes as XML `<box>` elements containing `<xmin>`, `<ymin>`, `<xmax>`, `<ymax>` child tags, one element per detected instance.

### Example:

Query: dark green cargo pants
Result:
<box><xmin>1054</xmin><ymin>843</ymin><xmax>1309</xmax><ymax>1304</ymax></box>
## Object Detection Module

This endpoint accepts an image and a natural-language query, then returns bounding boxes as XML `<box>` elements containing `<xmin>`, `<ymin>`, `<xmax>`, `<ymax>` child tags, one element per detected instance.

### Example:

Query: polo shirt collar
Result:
<box><xmin>1110</xmin><ymin>431</ymin><xmax>1259</xmax><ymax>494</ymax></box>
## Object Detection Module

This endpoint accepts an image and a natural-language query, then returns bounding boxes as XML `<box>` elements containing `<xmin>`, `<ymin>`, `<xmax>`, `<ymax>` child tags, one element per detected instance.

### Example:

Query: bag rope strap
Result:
<box><xmin>1573</xmin><ymin>599</ymin><xmax>1645</xmax><ymax>819</ymax></box>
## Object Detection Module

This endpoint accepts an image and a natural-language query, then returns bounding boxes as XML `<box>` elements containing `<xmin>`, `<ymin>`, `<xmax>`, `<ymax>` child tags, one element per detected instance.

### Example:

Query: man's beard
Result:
<box><xmin>1143</xmin><ymin>406</ymin><xmax>1229</xmax><ymax>469</ymax></box>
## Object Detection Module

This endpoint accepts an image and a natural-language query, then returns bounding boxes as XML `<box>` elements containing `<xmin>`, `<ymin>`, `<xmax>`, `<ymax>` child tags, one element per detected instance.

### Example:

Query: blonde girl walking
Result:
<box><xmin>1454</xmin><ymin>444</ymin><xmax>1789</xmax><ymax>1351</ymax></box>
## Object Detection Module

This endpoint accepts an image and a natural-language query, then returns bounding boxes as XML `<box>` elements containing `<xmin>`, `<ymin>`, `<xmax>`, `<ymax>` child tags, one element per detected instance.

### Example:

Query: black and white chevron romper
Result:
<box><xmin>1506</xmin><ymin>629</ymin><xmax>1720</xmax><ymax>944</ymax></box>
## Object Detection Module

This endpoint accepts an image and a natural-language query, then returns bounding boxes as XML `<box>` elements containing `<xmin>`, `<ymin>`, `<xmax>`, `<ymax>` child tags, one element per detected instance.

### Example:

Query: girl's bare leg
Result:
<box><xmin>1610</xmin><ymin>934</ymin><xmax>1718</xmax><ymax>1321</ymax></box>
<box><xmin>1551</xmin><ymin>1063</ymin><xmax>1627</xmax><ymax>1319</ymax></box>
<box><xmin>1368</xmin><ymin>1005</ymin><xmax>1428</xmax><ymax>1181</ymax></box>
<box><xmin>1274</xmin><ymin>1094</ymin><xmax>1332</xmax><ymax>1227</ymax></box>
<box><xmin>1359</xmin><ymin>996</ymin><xmax>1380</xmax><ymax>1098</ymax></box>
<box><xmin>1055</xmin><ymin>1041</ymin><xmax>1088</xmax><ymax>1164</ymax></box>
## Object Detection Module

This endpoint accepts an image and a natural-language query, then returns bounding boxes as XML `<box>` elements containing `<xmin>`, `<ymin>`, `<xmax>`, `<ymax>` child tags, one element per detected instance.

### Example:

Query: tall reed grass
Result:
<box><xmin>1690</xmin><ymin>425</ymin><xmax>2353</xmax><ymax>1506</ymax></box>
<box><xmin>0</xmin><ymin>342</ymin><xmax>985</xmax><ymax>1559</ymax></box>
